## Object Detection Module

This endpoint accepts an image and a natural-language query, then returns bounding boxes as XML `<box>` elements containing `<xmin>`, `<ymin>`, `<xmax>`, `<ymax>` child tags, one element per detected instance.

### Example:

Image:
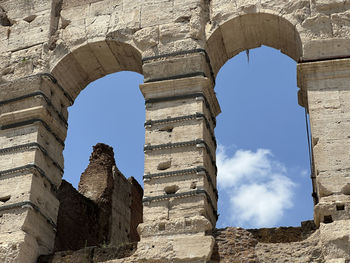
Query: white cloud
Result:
<box><xmin>217</xmin><ymin>145</ymin><xmax>296</xmax><ymax>228</ymax></box>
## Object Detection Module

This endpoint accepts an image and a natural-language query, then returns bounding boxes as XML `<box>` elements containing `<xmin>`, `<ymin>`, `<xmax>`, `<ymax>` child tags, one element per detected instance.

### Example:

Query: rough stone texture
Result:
<box><xmin>54</xmin><ymin>180</ymin><xmax>100</xmax><ymax>252</ymax></box>
<box><xmin>1</xmin><ymin>0</ymin><xmax>350</xmax><ymax>262</ymax></box>
<box><xmin>37</xmin><ymin>243</ymin><xmax>137</xmax><ymax>263</ymax></box>
<box><xmin>53</xmin><ymin>143</ymin><xmax>143</xmax><ymax>253</ymax></box>
<box><xmin>211</xmin><ymin>222</ymin><xmax>323</xmax><ymax>263</ymax></box>
<box><xmin>128</xmin><ymin>177</ymin><xmax>143</xmax><ymax>243</ymax></box>
<box><xmin>79</xmin><ymin>143</ymin><xmax>115</xmax><ymax>245</ymax></box>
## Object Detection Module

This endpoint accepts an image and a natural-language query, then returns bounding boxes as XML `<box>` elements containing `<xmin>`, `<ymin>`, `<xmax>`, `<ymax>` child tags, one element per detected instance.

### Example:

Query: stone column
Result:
<box><xmin>298</xmin><ymin>59</ymin><xmax>350</xmax><ymax>262</ymax></box>
<box><xmin>0</xmin><ymin>74</ymin><xmax>70</xmax><ymax>263</ymax></box>
<box><xmin>137</xmin><ymin>75</ymin><xmax>220</xmax><ymax>262</ymax></box>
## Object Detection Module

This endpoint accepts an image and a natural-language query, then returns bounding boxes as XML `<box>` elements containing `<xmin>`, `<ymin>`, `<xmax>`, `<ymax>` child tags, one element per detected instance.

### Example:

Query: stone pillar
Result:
<box><xmin>0</xmin><ymin>74</ymin><xmax>70</xmax><ymax>263</ymax></box>
<box><xmin>298</xmin><ymin>59</ymin><xmax>350</xmax><ymax>262</ymax></box>
<box><xmin>137</xmin><ymin>75</ymin><xmax>220</xmax><ymax>262</ymax></box>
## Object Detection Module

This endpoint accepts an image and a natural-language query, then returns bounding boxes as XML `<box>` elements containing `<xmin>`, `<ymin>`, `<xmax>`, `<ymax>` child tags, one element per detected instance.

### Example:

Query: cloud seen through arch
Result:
<box><xmin>217</xmin><ymin>145</ymin><xmax>296</xmax><ymax>228</ymax></box>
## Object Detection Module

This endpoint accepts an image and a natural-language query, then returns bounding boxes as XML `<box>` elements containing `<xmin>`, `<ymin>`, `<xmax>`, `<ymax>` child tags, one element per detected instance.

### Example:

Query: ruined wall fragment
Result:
<box><xmin>78</xmin><ymin>143</ymin><xmax>115</xmax><ymax>244</ymax></box>
<box><xmin>52</xmin><ymin>143</ymin><xmax>143</xmax><ymax>254</ymax></box>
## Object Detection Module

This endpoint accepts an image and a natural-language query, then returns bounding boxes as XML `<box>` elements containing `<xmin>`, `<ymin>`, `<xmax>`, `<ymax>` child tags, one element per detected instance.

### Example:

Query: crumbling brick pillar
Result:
<box><xmin>298</xmin><ymin>59</ymin><xmax>350</xmax><ymax>262</ymax></box>
<box><xmin>0</xmin><ymin>74</ymin><xmax>70</xmax><ymax>262</ymax></box>
<box><xmin>137</xmin><ymin>64</ymin><xmax>220</xmax><ymax>261</ymax></box>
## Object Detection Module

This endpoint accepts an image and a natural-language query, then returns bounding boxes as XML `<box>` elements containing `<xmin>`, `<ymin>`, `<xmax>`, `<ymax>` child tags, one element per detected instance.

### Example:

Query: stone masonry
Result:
<box><xmin>0</xmin><ymin>0</ymin><xmax>350</xmax><ymax>262</ymax></box>
<box><xmin>38</xmin><ymin>143</ymin><xmax>143</xmax><ymax>261</ymax></box>
<box><xmin>53</xmin><ymin>143</ymin><xmax>143</xmax><ymax>252</ymax></box>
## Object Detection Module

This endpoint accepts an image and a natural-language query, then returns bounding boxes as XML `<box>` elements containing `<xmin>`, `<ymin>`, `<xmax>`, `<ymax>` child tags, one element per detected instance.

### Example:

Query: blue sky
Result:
<box><xmin>63</xmin><ymin>46</ymin><xmax>314</xmax><ymax>229</ymax></box>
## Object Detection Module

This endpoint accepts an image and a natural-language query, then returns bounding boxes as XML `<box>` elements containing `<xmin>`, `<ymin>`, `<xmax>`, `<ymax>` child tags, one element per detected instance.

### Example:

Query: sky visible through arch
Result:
<box><xmin>63</xmin><ymin>46</ymin><xmax>314</xmax><ymax>229</ymax></box>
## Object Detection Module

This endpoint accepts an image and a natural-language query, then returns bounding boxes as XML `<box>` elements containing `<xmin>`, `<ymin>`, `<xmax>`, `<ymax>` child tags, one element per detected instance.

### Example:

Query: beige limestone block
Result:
<box><xmin>0</xmin><ymin>151</ymin><xmax>36</xmax><ymax>172</ymax></box>
<box><xmin>9</xmin><ymin>44</ymin><xmax>47</xmax><ymax>78</ymax></box>
<box><xmin>302</xmin><ymin>39</ymin><xmax>350</xmax><ymax>61</ymax></box>
<box><xmin>317</xmin><ymin>172</ymin><xmax>350</xmax><ymax>197</ymax></box>
<box><xmin>313</xmin><ymin>138</ymin><xmax>350</xmax><ymax>172</ymax></box>
<box><xmin>88</xmin><ymin>0</ymin><xmax>120</xmax><ymax>16</ymax></box>
<box><xmin>301</xmin><ymin>14</ymin><xmax>333</xmax><ymax>39</ymax></box>
<box><xmin>86</xmin><ymin>14</ymin><xmax>111</xmax><ymax>42</ymax></box>
<box><xmin>144</xmin><ymin>173</ymin><xmax>202</xmax><ymax>196</ymax></box>
<box><xmin>0</xmin><ymin>174</ymin><xmax>32</xmax><ymax>210</ymax></box>
<box><xmin>332</xmin><ymin>10</ymin><xmax>350</xmax><ymax>38</ymax></box>
<box><xmin>88</xmin><ymin>40</ymin><xmax>122</xmax><ymax>75</ymax></box>
<box><xmin>159</xmin><ymin>23</ymin><xmax>191</xmax><ymax>43</ymax></box>
<box><xmin>144</xmin><ymin>147</ymin><xmax>206</xmax><ymax>174</ymax></box>
<box><xmin>205</xmin><ymin>27</ymin><xmax>228</xmax><ymax>76</ymax></box>
<box><xmin>21</xmin><ymin>209</ymin><xmax>56</xmax><ymax>256</ymax></box>
<box><xmin>312</xmin><ymin>0</ymin><xmax>349</xmax><ymax>15</ymax></box>
<box><xmin>0</xmin><ymin>0</ymin><xmax>51</xmax><ymax>20</ymax></box>
<box><xmin>133</xmin><ymin>26</ymin><xmax>159</xmax><ymax>52</ymax></box>
<box><xmin>143</xmin><ymin>53</ymin><xmax>211</xmax><ymax>83</ymax></box>
<box><xmin>8</xmin><ymin>13</ymin><xmax>50</xmax><ymax>53</ymax></box>
<box><xmin>145</xmin><ymin>121</ymin><xmax>203</xmax><ymax>145</ymax></box>
<box><xmin>134</xmin><ymin>232</ymin><xmax>214</xmax><ymax>262</ymax></box>
<box><xmin>30</xmin><ymin>174</ymin><xmax>60</xmax><ymax>223</ymax></box>
<box><xmin>34</xmin><ymin>149</ymin><xmax>62</xmax><ymax>187</ymax></box>
<box><xmin>173</xmin><ymin>234</ymin><xmax>214</xmax><ymax>262</ymax></box>
<box><xmin>59</xmin><ymin>10</ymin><xmax>88</xmax><ymax>48</ymax></box>
<box><xmin>169</xmin><ymin>195</ymin><xmax>216</xmax><ymax>224</ymax></box>
<box><xmin>0</xmin><ymin>210</ymin><xmax>27</xmax><ymax>235</ymax></box>
<box><xmin>146</xmin><ymin>100</ymin><xmax>203</xmax><ymax>121</ymax></box>
<box><xmin>320</xmin><ymin>220</ymin><xmax>350</xmax><ymax>261</ymax></box>
<box><xmin>156</xmin><ymin>37</ymin><xmax>203</xmax><ymax>57</ymax></box>
<box><xmin>71</xmin><ymin>44</ymin><xmax>105</xmax><ymax>83</ymax></box>
<box><xmin>141</xmin><ymin>1</ymin><xmax>174</xmax><ymax>28</ymax></box>
<box><xmin>142</xmin><ymin>200</ymin><xmax>169</xmax><ymax>221</ymax></box>
<box><xmin>138</xmin><ymin>216</ymin><xmax>212</xmax><ymax>238</ymax></box>
<box><xmin>51</xmin><ymin>52</ymin><xmax>90</xmax><ymax>99</ymax></box>
<box><xmin>0</xmin><ymin>126</ymin><xmax>38</xmax><ymax>149</ymax></box>
<box><xmin>0</xmin><ymin>75</ymin><xmax>42</xmax><ymax>101</ymax></box>
<box><xmin>220</xmin><ymin>16</ymin><xmax>246</xmax><ymax>58</ymax></box>
<box><xmin>0</xmin><ymin>105</ymin><xmax>67</xmax><ymax>146</ymax></box>
<box><xmin>144</xmin><ymin>175</ymin><xmax>217</xmax><ymax>212</ymax></box>
<box><xmin>0</xmin><ymin>231</ymin><xmax>38</xmax><ymax>263</ymax></box>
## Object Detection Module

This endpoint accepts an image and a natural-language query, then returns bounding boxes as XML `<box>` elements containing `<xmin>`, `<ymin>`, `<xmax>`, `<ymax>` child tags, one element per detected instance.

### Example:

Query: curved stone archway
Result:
<box><xmin>206</xmin><ymin>12</ymin><xmax>302</xmax><ymax>75</ymax></box>
<box><xmin>1</xmin><ymin>0</ymin><xmax>350</xmax><ymax>262</ymax></box>
<box><xmin>50</xmin><ymin>40</ymin><xmax>142</xmax><ymax>100</ymax></box>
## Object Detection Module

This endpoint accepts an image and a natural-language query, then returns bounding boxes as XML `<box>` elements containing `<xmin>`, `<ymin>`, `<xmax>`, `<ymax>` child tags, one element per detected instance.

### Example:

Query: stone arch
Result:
<box><xmin>206</xmin><ymin>12</ymin><xmax>302</xmax><ymax>76</ymax></box>
<box><xmin>0</xmin><ymin>36</ymin><xmax>143</xmax><ymax>262</ymax></box>
<box><xmin>47</xmin><ymin>39</ymin><xmax>145</xmax><ymax>252</ymax></box>
<box><xmin>49</xmin><ymin>40</ymin><xmax>143</xmax><ymax>101</ymax></box>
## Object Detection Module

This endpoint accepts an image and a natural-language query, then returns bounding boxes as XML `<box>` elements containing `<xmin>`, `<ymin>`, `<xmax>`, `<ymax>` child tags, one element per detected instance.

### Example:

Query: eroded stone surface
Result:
<box><xmin>53</xmin><ymin>143</ymin><xmax>143</xmax><ymax>252</ymax></box>
<box><xmin>211</xmin><ymin>223</ymin><xmax>323</xmax><ymax>263</ymax></box>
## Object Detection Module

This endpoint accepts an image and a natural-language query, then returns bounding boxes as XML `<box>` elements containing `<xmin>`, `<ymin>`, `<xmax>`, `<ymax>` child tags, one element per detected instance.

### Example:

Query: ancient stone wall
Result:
<box><xmin>54</xmin><ymin>180</ymin><xmax>100</xmax><ymax>252</ymax></box>
<box><xmin>1</xmin><ymin>0</ymin><xmax>350</xmax><ymax>262</ymax></box>
<box><xmin>211</xmin><ymin>222</ymin><xmax>323</xmax><ymax>263</ymax></box>
<box><xmin>128</xmin><ymin>177</ymin><xmax>143</xmax><ymax>243</ymax></box>
<box><xmin>50</xmin><ymin>143</ymin><xmax>143</xmax><ymax>253</ymax></box>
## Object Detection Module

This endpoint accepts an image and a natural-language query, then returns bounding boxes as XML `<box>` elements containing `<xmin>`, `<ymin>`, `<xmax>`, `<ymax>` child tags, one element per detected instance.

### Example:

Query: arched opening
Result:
<box><xmin>208</xmin><ymin>13</ymin><xmax>317</xmax><ymax>262</ymax></box>
<box><xmin>40</xmin><ymin>40</ymin><xmax>145</xmax><ymax>259</ymax></box>
<box><xmin>62</xmin><ymin>71</ymin><xmax>144</xmax><ymax>189</ymax></box>
<box><xmin>215</xmin><ymin>46</ymin><xmax>313</xmax><ymax>229</ymax></box>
